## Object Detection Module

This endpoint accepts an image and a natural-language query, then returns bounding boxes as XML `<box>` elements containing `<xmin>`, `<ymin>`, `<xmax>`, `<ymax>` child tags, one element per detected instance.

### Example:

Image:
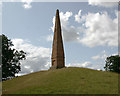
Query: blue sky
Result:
<box><xmin>2</xmin><ymin>1</ymin><xmax>118</xmax><ymax>75</ymax></box>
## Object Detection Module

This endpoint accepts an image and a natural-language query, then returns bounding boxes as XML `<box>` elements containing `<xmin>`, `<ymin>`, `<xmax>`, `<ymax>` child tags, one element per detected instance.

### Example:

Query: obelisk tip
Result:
<box><xmin>56</xmin><ymin>9</ymin><xmax>59</xmax><ymax>13</ymax></box>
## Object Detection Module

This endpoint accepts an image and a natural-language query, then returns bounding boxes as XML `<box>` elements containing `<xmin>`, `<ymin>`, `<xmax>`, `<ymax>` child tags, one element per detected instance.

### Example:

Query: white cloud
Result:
<box><xmin>91</xmin><ymin>50</ymin><xmax>118</xmax><ymax>70</ymax></box>
<box><xmin>66</xmin><ymin>61</ymin><xmax>103</xmax><ymax>71</ymax></box>
<box><xmin>51</xmin><ymin>11</ymin><xmax>73</xmax><ymax>32</ymax></box>
<box><xmin>50</xmin><ymin>11</ymin><xmax>80</xmax><ymax>42</ymax></box>
<box><xmin>78</xmin><ymin>11</ymin><xmax>118</xmax><ymax>47</ymax></box>
<box><xmin>46</xmin><ymin>34</ymin><xmax>53</xmax><ymax>42</ymax></box>
<box><xmin>21</xmin><ymin>0</ymin><xmax>32</xmax><ymax>9</ymax></box>
<box><xmin>91</xmin><ymin>55</ymin><xmax>101</xmax><ymax>60</ymax></box>
<box><xmin>75</xmin><ymin>10</ymin><xmax>82</xmax><ymax>23</ymax></box>
<box><xmin>88</xmin><ymin>0</ymin><xmax>118</xmax><ymax>7</ymax></box>
<box><xmin>66</xmin><ymin>61</ymin><xmax>92</xmax><ymax>68</ymax></box>
<box><xmin>2</xmin><ymin>0</ymin><xmax>33</xmax><ymax>9</ymax></box>
<box><xmin>50</xmin><ymin>10</ymin><xmax>118</xmax><ymax>47</ymax></box>
<box><xmin>12</xmin><ymin>38</ymin><xmax>51</xmax><ymax>75</ymax></box>
<box><xmin>91</xmin><ymin>50</ymin><xmax>108</xmax><ymax>61</ymax></box>
<box><xmin>91</xmin><ymin>50</ymin><xmax>118</xmax><ymax>61</ymax></box>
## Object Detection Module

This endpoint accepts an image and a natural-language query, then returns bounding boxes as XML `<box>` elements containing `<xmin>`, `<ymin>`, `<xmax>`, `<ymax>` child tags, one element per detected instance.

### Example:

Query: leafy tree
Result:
<box><xmin>104</xmin><ymin>55</ymin><xmax>120</xmax><ymax>73</ymax></box>
<box><xmin>0</xmin><ymin>34</ymin><xmax>26</xmax><ymax>81</ymax></box>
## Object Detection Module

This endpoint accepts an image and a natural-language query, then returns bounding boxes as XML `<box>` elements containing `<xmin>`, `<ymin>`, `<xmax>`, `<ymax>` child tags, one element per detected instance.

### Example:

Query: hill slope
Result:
<box><xmin>2</xmin><ymin>67</ymin><xmax>118</xmax><ymax>94</ymax></box>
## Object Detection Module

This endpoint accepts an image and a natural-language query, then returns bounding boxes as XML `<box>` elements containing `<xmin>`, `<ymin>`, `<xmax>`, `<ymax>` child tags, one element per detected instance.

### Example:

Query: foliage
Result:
<box><xmin>104</xmin><ymin>55</ymin><xmax>120</xmax><ymax>73</ymax></box>
<box><xmin>1</xmin><ymin>34</ymin><xmax>26</xmax><ymax>81</ymax></box>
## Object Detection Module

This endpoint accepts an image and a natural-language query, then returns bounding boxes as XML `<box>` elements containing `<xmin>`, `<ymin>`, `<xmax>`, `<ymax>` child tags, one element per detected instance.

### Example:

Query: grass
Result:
<box><xmin>2</xmin><ymin>67</ymin><xmax>118</xmax><ymax>94</ymax></box>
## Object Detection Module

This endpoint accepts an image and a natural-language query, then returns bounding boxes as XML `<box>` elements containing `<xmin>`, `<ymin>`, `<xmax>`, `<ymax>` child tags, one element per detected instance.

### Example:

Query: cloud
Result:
<box><xmin>11</xmin><ymin>38</ymin><xmax>51</xmax><ymax>75</ymax></box>
<box><xmin>66</xmin><ymin>61</ymin><xmax>103</xmax><ymax>70</ymax></box>
<box><xmin>91</xmin><ymin>50</ymin><xmax>118</xmax><ymax>61</ymax></box>
<box><xmin>88</xmin><ymin>0</ymin><xmax>118</xmax><ymax>7</ymax></box>
<box><xmin>91</xmin><ymin>55</ymin><xmax>101</xmax><ymax>60</ymax></box>
<box><xmin>91</xmin><ymin>50</ymin><xmax>118</xmax><ymax>70</ymax></box>
<box><xmin>46</xmin><ymin>34</ymin><xmax>53</xmax><ymax>42</ymax></box>
<box><xmin>50</xmin><ymin>11</ymin><xmax>80</xmax><ymax>42</ymax></box>
<box><xmin>21</xmin><ymin>0</ymin><xmax>32</xmax><ymax>9</ymax></box>
<box><xmin>66</xmin><ymin>61</ymin><xmax>92</xmax><ymax>68</ymax></box>
<box><xmin>78</xmin><ymin>11</ymin><xmax>118</xmax><ymax>47</ymax></box>
<box><xmin>3</xmin><ymin>0</ymin><xmax>33</xmax><ymax>9</ymax></box>
<box><xmin>50</xmin><ymin>10</ymin><xmax>118</xmax><ymax>47</ymax></box>
<box><xmin>91</xmin><ymin>50</ymin><xmax>108</xmax><ymax>60</ymax></box>
<box><xmin>75</xmin><ymin>10</ymin><xmax>82</xmax><ymax>23</ymax></box>
<box><xmin>62</xmin><ymin>26</ymin><xmax>80</xmax><ymax>42</ymax></box>
<box><xmin>51</xmin><ymin>11</ymin><xmax>73</xmax><ymax>31</ymax></box>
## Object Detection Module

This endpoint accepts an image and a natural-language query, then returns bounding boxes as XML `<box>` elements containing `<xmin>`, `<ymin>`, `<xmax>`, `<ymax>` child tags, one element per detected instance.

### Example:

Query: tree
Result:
<box><xmin>104</xmin><ymin>55</ymin><xmax>120</xmax><ymax>73</ymax></box>
<box><xmin>0</xmin><ymin>34</ymin><xmax>26</xmax><ymax>81</ymax></box>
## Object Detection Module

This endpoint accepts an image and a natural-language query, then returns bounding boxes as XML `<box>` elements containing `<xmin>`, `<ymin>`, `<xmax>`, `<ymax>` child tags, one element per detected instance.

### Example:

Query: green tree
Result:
<box><xmin>0</xmin><ymin>34</ymin><xmax>26</xmax><ymax>81</ymax></box>
<box><xmin>104</xmin><ymin>55</ymin><xmax>120</xmax><ymax>73</ymax></box>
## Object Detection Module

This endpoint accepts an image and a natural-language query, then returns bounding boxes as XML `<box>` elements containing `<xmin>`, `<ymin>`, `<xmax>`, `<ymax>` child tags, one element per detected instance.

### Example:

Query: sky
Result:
<box><xmin>2</xmin><ymin>0</ymin><xmax>119</xmax><ymax>76</ymax></box>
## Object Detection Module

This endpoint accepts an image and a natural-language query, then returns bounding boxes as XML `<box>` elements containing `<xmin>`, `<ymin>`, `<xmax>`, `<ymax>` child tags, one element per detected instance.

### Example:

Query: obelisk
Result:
<box><xmin>51</xmin><ymin>9</ymin><xmax>65</xmax><ymax>69</ymax></box>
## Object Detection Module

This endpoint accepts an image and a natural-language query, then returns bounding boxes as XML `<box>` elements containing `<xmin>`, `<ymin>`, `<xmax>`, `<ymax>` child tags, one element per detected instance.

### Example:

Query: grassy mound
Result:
<box><xmin>2</xmin><ymin>67</ymin><xmax>118</xmax><ymax>94</ymax></box>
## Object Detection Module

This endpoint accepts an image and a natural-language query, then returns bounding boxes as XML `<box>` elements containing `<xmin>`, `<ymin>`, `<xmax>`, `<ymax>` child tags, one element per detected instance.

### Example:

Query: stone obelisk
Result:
<box><xmin>51</xmin><ymin>9</ymin><xmax>65</xmax><ymax>69</ymax></box>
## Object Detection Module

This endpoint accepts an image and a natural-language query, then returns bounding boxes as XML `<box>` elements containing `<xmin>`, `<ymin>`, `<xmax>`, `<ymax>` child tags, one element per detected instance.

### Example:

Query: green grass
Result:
<box><xmin>2</xmin><ymin>67</ymin><xmax>118</xmax><ymax>94</ymax></box>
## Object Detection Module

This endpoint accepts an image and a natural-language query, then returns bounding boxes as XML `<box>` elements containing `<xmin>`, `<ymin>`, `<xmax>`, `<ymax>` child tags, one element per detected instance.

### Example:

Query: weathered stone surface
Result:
<box><xmin>51</xmin><ymin>9</ymin><xmax>65</xmax><ymax>69</ymax></box>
